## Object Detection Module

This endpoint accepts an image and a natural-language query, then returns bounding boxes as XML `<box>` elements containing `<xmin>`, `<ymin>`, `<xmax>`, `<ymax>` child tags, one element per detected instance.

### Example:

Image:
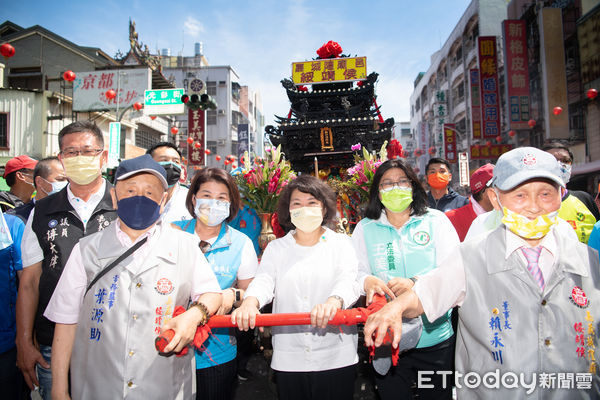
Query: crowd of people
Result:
<box><xmin>1</xmin><ymin>120</ymin><xmax>600</xmax><ymax>399</ymax></box>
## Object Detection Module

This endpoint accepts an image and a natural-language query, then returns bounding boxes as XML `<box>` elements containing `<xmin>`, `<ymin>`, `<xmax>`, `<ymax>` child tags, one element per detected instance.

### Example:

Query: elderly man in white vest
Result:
<box><xmin>364</xmin><ymin>147</ymin><xmax>600</xmax><ymax>399</ymax></box>
<box><xmin>45</xmin><ymin>154</ymin><xmax>221</xmax><ymax>400</ymax></box>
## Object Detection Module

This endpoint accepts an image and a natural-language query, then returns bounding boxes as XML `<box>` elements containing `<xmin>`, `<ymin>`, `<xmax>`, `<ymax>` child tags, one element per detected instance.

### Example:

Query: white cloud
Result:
<box><xmin>183</xmin><ymin>16</ymin><xmax>204</xmax><ymax>38</ymax></box>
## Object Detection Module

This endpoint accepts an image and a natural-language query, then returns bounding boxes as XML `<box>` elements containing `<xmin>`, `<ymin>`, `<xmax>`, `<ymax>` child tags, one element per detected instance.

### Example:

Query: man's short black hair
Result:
<box><xmin>426</xmin><ymin>157</ymin><xmax>451</xmax><ymax>173</ymax></box>
<box><xmin>146</xmin><ymin>142</ymin><xmax>182</xmax><ymax>158</ymax></box>
<box><xmin>542</xmin><ymin>142</ymin><xmax>574</xmax><ymax>163</ymax></box>
<box><xmin>33</xmin><ymin>157</ymin><xmax>60</xmax><ymax>189</ymax></box>
<box><xmin>58</xmin><ymin>121</ymin><xmax>104</xmax><ymax>150</ymax></box>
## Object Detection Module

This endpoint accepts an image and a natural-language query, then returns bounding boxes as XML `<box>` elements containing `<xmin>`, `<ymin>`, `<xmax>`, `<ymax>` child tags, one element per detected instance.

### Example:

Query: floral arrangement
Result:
<box><xmin>316</xmin><ymin>40</ymin><xmax>343</xmax><ymax>59</ymax></box>
<box><xmin>236</xmin><ymin>145</ymin><xmax>296</xmax><ymax>214</ymax></box>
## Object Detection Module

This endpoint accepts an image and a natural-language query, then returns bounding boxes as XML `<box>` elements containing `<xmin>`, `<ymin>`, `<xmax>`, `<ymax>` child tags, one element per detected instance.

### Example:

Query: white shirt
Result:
<box><xmin>244</xmin><ymin>228</ymin><xmax>360</xmax><ymax>372</ymax></box>
<box><xmin>464</xmin><ymin>209</ymin><xmax>578</xmax><ymax>242</ymax></box>
<box><xmin>161</xmin><ymin>184</ymin><xmax>192</xmax><ymax>223</ymax></box>
<box><xmin>21</xmin><ymin>182</ymin><xmax>106</xmax><ymax>267</ymax></box>
<box><xmin>351</xmin><ymin>209</ymin><xmax>459</xmax><ymax>294</ymax></box>
<box><xmin>45</xmin><ymin>220</ymin><xmax>220</xmax><ymax>324</ymax></box>
<box><xmin>414</xmin><ymin>225</ymin><xmax>562</xmax><ymax>322</ymax></box>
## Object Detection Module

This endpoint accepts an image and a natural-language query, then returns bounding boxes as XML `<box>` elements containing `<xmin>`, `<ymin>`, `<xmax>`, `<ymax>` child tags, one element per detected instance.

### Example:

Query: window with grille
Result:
<box><xmin>207</xmin><ymin>110</ymin><xmax>217</xmax><ymax>125</ymax></box>
<box><xmin>207</xmin><ymin>81</ymin><xmax>217</xmax><ymax>96</ymax></box>
<box><xmin>135</xmin><ymin>129</ymin><xmax>161</xmax><ymax>150</ymax></box>
<box><xmin>0</xmin><ymin>113</ymin><xmax>7</xmax><ymax>149</ymax></box>
<box><xmin>207</xmin><ymin>140</ymin><xmax>217</xmax><ymax>154</ymax></box>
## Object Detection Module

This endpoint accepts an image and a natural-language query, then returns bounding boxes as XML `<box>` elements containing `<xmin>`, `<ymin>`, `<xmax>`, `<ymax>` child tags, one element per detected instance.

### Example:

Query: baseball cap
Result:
<box><xmin>115</xmin><ymin>154</ymin><xmax>168</xmax><ymax>190</ymax></box>
<box><xmin>489</xmin><ymin>147</ymin><xmax>564</xmax><ymax>191</ymax></box>
<box><xmin>470</xmin><ymin>163</ymin><xmax>494</xmax><ymax>194</ymax></box>
<box><xmin>3</xmin><ymin>155</ymin><xmax>38</xmax><ymax>178</ymax></box>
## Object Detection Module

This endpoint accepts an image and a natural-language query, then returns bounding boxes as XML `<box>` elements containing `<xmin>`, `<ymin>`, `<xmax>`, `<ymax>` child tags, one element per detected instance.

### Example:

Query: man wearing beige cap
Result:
<box><xmin>0</xmin><ymin>155</ymin><xmax>38</xmax><ymax>212</ymax></box>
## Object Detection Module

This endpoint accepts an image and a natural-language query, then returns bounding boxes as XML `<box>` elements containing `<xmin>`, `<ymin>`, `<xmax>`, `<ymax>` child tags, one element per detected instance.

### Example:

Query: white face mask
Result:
<box><xmin>194</xmin><ymin>198</ymin><xmax>230</xmax><ymax>227</ymax></box>
<box><xmin>290</xmin><ymin>206</ymin><xmax>323</xmax><ymax>233</ymax></box>
<box><xmin>558</xmin><ymin>161</ymin><xmax>572</xmax><ymax>184</ymax></box>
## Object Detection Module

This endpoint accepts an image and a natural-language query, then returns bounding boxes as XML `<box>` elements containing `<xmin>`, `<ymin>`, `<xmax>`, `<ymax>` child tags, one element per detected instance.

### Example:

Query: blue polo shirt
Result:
<box><xmin>0</xmin><ymin>213</ymin><xmax>24</xmax><ymax>353</ymax></box>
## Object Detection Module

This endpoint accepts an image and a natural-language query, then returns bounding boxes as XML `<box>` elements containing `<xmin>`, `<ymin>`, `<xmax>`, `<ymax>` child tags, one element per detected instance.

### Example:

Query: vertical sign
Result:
<box><xmin>237</xmin><ymin>124</ymin><xmax>249</xmax><ymax>161</ymax></box>
<box><xmin>434</xmin><ymin>91</ymin><xmax>447</xmax><ymax>158</ymax></box>
<box><xmin>188</xmin><ymin>108</ymin><xmax>205</xmax><ymax>166</ymax></box>
<box><xmin>108</xmin><ymin>122</ymin><xmax>121</xmax><ymax>167</ymax></box>
<box><xmin>478</xmin><ymin>36</ymin><xmax>501</xmax><ymax>139</ymax></box>
<box><xmin>502</xmin><ymin>20</ymin><xmax>531</xmax><ymax>130</ymax></box>
<box><xmin>458</xmin><ymin>152</ymin><xmax>470</xmax><ymax>187</ymax></box>
<box><xmin>469</xmin><ymin>69</ymin><xmax>482</xmax><ymax>139</ymax></box>
<box><xmin>443</xmin><ymin>124</ymin><xmax>457</xmax><ymax>163</ymax></box>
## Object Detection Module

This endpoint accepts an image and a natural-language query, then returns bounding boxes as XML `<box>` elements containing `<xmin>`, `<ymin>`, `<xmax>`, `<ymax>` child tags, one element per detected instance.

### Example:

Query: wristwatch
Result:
<box><xmin>329</xmin><ymin>295</ymin><xmax>344</xmax><ymax>309</ymax></box>
<box><xmin>231</xmin><ymin>288</ymin><xmax>241</xmax><ymax>303</ymax></box>
<box><xmin>409</xmin><ymin>276</ymin><xmax>418</xmax><ymax>284</ymax></box>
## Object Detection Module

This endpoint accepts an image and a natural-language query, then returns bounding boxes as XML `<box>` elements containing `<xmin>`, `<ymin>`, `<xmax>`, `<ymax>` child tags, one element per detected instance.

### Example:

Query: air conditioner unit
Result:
<box><xmin>218</xmin><ymin>109</ymin><xmax>226</xmax><ymax>116</ymax></box>
<box><xmin>217</xmin><ymin>139</ymin><xmax>226</xmax><ymax>146</ymax></box>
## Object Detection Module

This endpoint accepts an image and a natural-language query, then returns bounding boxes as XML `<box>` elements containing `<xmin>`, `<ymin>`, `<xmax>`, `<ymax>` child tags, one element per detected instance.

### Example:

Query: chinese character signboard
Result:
<box><xmin>502</xmin><ymin>20</ymin><xmax>531</xmax><ymax>130</ymax></box>
<box><xmin>458</xmin><ymin>152</ymin><xmax>470</xmax><ymax>187</ymax></box>
<box><xmin>292</xmin><ymin>57</ymin><xmax>367</xmax><ymax>85</ymax></box>
<box><xmin>188</xmin><ymin>108</ymin><xmax>205</xmax><ymax>166</ymax></box>
<box><xmin>478</xmin><ymin>37</ymin><xmax>501</xmax><ymax>139</ymax></box>
<box><xmin>237</xmin><ymin>124</ymin><xmax>249</xmax><ymax>161</ymax></box>
<box><xmin>434</xmin><ymin>91</ymin><xmax>447</xmax><ymax>158</ymax></box>
<box><xmin>469</xmin><ymin>69</ymin><xmax>482</xmax><ymax>139</ymax></box>
<box><xmin>470</xmin><ymin>144</ymin><xmax>513</xmax><ymax>160</ymax></box>
<box><xmin>73</xmin><ymin>68</ymin><xmax>150</xmax><ymax>112</ymax></box>
<box><xmin>144</xmin><ymin>88</ymin><xmax>185</xmax><ymax>115</ymax></box>
<box><xmin>443</xmin><ymin>124</ymin><xmax>457</xmax><ymax>163</ymax></box>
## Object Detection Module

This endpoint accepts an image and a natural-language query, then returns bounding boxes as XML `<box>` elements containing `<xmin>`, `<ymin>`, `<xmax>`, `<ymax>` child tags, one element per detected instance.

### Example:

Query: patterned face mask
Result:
<box><xmin>496</xmin><ymin>190</ymin><xmax>558</xmax><ymax>239</ymax></box>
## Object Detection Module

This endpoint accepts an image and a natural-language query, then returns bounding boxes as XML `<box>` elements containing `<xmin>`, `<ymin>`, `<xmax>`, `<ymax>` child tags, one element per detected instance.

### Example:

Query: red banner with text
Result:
<box><xmin>502</xmin><ymin>20</ymin><xmax>531</xmax><ymax>130</ymax></box>
<box><xmin>188</xmin><ymin>108</ymin><xmax>205</xmax><ymax>166</ymax></box>
<box><xmin>478</xmin><ymin>36</ymin><xmax>501</xmax><ymax>139</ymax></box>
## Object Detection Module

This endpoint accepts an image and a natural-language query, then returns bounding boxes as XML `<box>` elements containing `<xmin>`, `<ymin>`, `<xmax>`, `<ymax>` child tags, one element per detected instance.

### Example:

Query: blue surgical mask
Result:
<box><xmin>194</xmin><ymin>198</ymin><xmax>230</xmax><ymax>227</ymax></box>
<box><xmin>558</xmin><ymin>161</ymin><xmax>571</xmax><ymax>184</ymax></box>
<box><xmin>117</xmin><ymin>196</ymin><xmax>161</xmax><ymax>230</ymax></box>
<box><xmin>41</xmin><ymin>177</ymin><xmax>68</xmax><ymax>196</ymax></box>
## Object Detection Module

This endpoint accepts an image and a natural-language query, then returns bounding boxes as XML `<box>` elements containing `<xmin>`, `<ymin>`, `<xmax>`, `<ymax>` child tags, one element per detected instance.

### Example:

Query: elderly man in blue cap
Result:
<box><xmin>45</xmin><ymin>154</ymin><xmax>221</xmax><ymax>400</ymax></box>
<box><xmin>364</xmin><ymin>147</ymin><xmax>600</xmax><ymax>399</ymax></box>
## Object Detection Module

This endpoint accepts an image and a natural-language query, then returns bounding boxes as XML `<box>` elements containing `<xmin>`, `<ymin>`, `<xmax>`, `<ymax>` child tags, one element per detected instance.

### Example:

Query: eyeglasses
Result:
<box><xmin>379</xmin><ymin>179</ymin><xmax>411</xmax><ymax>190</ymax></box>
<box><xmin>61</xmin><ymin>148</ymin><xmax>103</xmax><ymax>158</ymax></box>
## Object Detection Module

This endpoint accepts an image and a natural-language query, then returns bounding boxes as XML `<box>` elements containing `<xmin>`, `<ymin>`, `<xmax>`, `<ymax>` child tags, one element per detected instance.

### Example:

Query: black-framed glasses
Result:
<box><xmin>61</xmin><ymin>148</ymin><xmax>103</xmax><ymax>158</ymax></box>
<box><xmin>379</xmin><ymin>179</ymin><xmax>411</xmax><ymax>190</ymax></box>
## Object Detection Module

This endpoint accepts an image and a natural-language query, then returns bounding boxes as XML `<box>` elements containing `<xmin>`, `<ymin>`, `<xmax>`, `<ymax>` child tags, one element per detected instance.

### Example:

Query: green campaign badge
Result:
<box><xmin>413</xmin><ymin>231</ymin><xmax>430</xmax><ymax>245</ymax></box>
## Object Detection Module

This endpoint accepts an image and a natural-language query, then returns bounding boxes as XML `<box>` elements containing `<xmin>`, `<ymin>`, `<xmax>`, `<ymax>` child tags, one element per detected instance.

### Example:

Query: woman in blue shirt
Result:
<box><xmin>173</xmin><ymin>168</ymin><xmax>258</xmax><ymax>400</ymax></box>
<box><xmin>351</xmin><ymin>159</ymin><xmax>459</xmax><ymax>400</ymax></box>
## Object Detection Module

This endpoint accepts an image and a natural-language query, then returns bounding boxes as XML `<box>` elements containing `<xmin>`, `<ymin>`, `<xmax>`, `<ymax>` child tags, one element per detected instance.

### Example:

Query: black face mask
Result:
<box><xmin>159</xmin><ymin>161</ymin><xmax>182</xmax><ymax>187</ymax></box>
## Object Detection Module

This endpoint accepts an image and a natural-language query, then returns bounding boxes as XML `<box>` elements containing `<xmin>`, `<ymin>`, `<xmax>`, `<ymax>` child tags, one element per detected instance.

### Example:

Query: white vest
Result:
<box><xmin>457</xmin><ymin>226</ymin><xmax>600</xmax><ymax>399</ymax></box>
<box><xmin>71</xmin><ymin>222</ymin><xmax>201</xmax><ymax>400</ymax></box>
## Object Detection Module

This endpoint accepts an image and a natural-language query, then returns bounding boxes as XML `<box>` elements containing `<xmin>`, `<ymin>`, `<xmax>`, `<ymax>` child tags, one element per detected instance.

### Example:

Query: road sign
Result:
<box><xmin>144</xmin><ymin>88</ymin><xmax>185</xmax><ymax>115</ymax></box>
<box><xmin>458</xmin><ymin>152</ymin><xmax>470</xmax><ymax>187</ymax></box>
<box><xmin>108</xmin><ymin>122</ymin><xmax>121</xmax><ymax>167</ymax></box>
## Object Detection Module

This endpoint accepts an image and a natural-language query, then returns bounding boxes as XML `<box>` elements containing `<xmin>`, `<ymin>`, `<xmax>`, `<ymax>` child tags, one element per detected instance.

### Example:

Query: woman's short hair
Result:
<box><xmin>365</xmin><ymin>158</ymin><xmax>428</xmax><ymax>219</ymax></box>
<box><xmin>186</xmin><ymin>168</ymin><xmax>241</xmax><ymax>222</ymax></box>
<box><xmin>277</xmin><ymin>175</ymin><xmax>337</xmax><ymax>230</ymax></box>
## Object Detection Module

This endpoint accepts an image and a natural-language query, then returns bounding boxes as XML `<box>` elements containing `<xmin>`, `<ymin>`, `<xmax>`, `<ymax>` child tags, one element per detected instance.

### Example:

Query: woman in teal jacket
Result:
<box><xmin>352</xmin><ymin>158</ymin><xmax>459</xmax><ymax>400</ymax></box>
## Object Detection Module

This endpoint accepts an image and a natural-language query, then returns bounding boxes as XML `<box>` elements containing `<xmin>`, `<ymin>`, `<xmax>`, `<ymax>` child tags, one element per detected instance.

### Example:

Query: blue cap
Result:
<box><xmin>489</xmin><ymin>147</ymin><xmax>564</xmax><ymax>191</ymax></box>
<box><xmin>115</xmin><ymin>154</ymin><xmax>168</xmax><ymax>190</ymax></box>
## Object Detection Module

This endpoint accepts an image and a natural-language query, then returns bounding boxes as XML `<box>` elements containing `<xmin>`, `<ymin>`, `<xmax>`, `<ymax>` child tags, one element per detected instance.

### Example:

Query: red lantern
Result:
<box><xmin>508</xmin><ymin>130</ymin><xmax>516</xmax><ymax>137</ymax></box>
<box><xmin>186</xmin><ymin>137</ymin><xmax>194</xmax><ymax>144</ymax></box>
<box><xmin>62</xmin><ymin>70</ymin><xmax>76</xmax><ymax>82</ymax></box>
<box><xmin>587</xmin><ymin>88</ymin><xmax>598</xmax><ymax>100</ymax></box>
<box><xmin>194</xmin><ymin>142</ymin><xmax>201</xmax><ymax>149</ymax></box>
<box><xmin>170</xmin><ymin>126</ymin><xmax>178</xmax><ymax>135</ymax></box>
<box><xmin>553</xmin><ymin>106</ymin><xmax>562</xmax><ymax>115</ymax></box>
<box><xmin>205</xmin><ymin>149</ymin><xmax>211</xmax><ymax>155</ymax></box>
<box><xmin>150</xmin><ymin>115</ymin><xmax>157</xmax><ymax>120</ymax></box>
<box><xmin>414</xmin><ymin>149</ymin><xmax>421</xmax><ymax>157</ymax></box>
<box><xmin>527</xmin><ymin>119</ymin><xmax>536</xmax><ymax>128</ymax></box>
<box><xmin>105</xmin><ymin>89</ymin><xmax>117</xmax><ymax>100</ymax></box>
<box><xmin>232</xmin><ymin>163</ymin><xmax>237</xmax><ymax>169</ymax></box>
<box><xmin>495</xmin><ymin>135</ymin><xmax>502</xmax><ymax>143</ymax></box>
<box><xmin>486</xmin><ymin>140</ymin><xmax>492</xmax><ymax>147</ymax></box>
<box><xmin>428</xmin><ymin>146</ymin><xmax>436</xmax><ymax>156</ymax></box>
<box><xmin>215</xmin><ymin>155</ymin><xmax>222</xmax><ymax>161</ymax></box>
<box><xmin>0</xmin><ymin>43</ymin><xmax>15</xmax><ymax>58</ymax></box>
<box><xmin>224</xmin><ymin>159</ymin><xmax>230</xmax><ymax>165</ymax></box>
<box><xmin>357</xmin><ymin>81</ymin><xmax>364</xmax><ymax>87</ymax></box>
<box><xmin>133</xmin><ymin>102</ymin><xmax>143</xmax><ymax>111</ymax></box>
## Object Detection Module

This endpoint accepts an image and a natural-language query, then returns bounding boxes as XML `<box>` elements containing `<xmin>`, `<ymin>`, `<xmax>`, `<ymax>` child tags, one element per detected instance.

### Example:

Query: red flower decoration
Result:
<box><xmin>297</xmin><ymin>85</ymin><xmax>308</xmax><ymax>92</ymax></box>
<box><xmin>386</xmin><ymin>139</ymin><xmax>403</xmax><ymax>159</ymax></box>
<box><xmin>316</xmin><ymin>41</ymin><xmax>343</xmax><ymax>59</ymax></box>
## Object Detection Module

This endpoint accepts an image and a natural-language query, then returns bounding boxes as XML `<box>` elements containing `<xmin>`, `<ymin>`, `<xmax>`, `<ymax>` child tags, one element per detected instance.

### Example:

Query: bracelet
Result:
<box><xmin>188</xmin><ymin>301</ymin><xmax>210</xmax><ymax>326</ymax></box>
<box><xmin>329</xmin><ymin>295</ymin><xmax>344</xmax><ymax>309</ymax></box>
<box><xmin>409</xmin><ymin>276</ymin><xmax>418</xmax><ymax>284</ymax></box>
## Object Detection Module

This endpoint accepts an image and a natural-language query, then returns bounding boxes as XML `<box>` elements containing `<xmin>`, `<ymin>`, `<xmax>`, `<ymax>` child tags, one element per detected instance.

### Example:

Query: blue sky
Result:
<box><xmin>5</xmin><ymin>0</ymin><xmax>472</xmax><ymax>126</ymax></box>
